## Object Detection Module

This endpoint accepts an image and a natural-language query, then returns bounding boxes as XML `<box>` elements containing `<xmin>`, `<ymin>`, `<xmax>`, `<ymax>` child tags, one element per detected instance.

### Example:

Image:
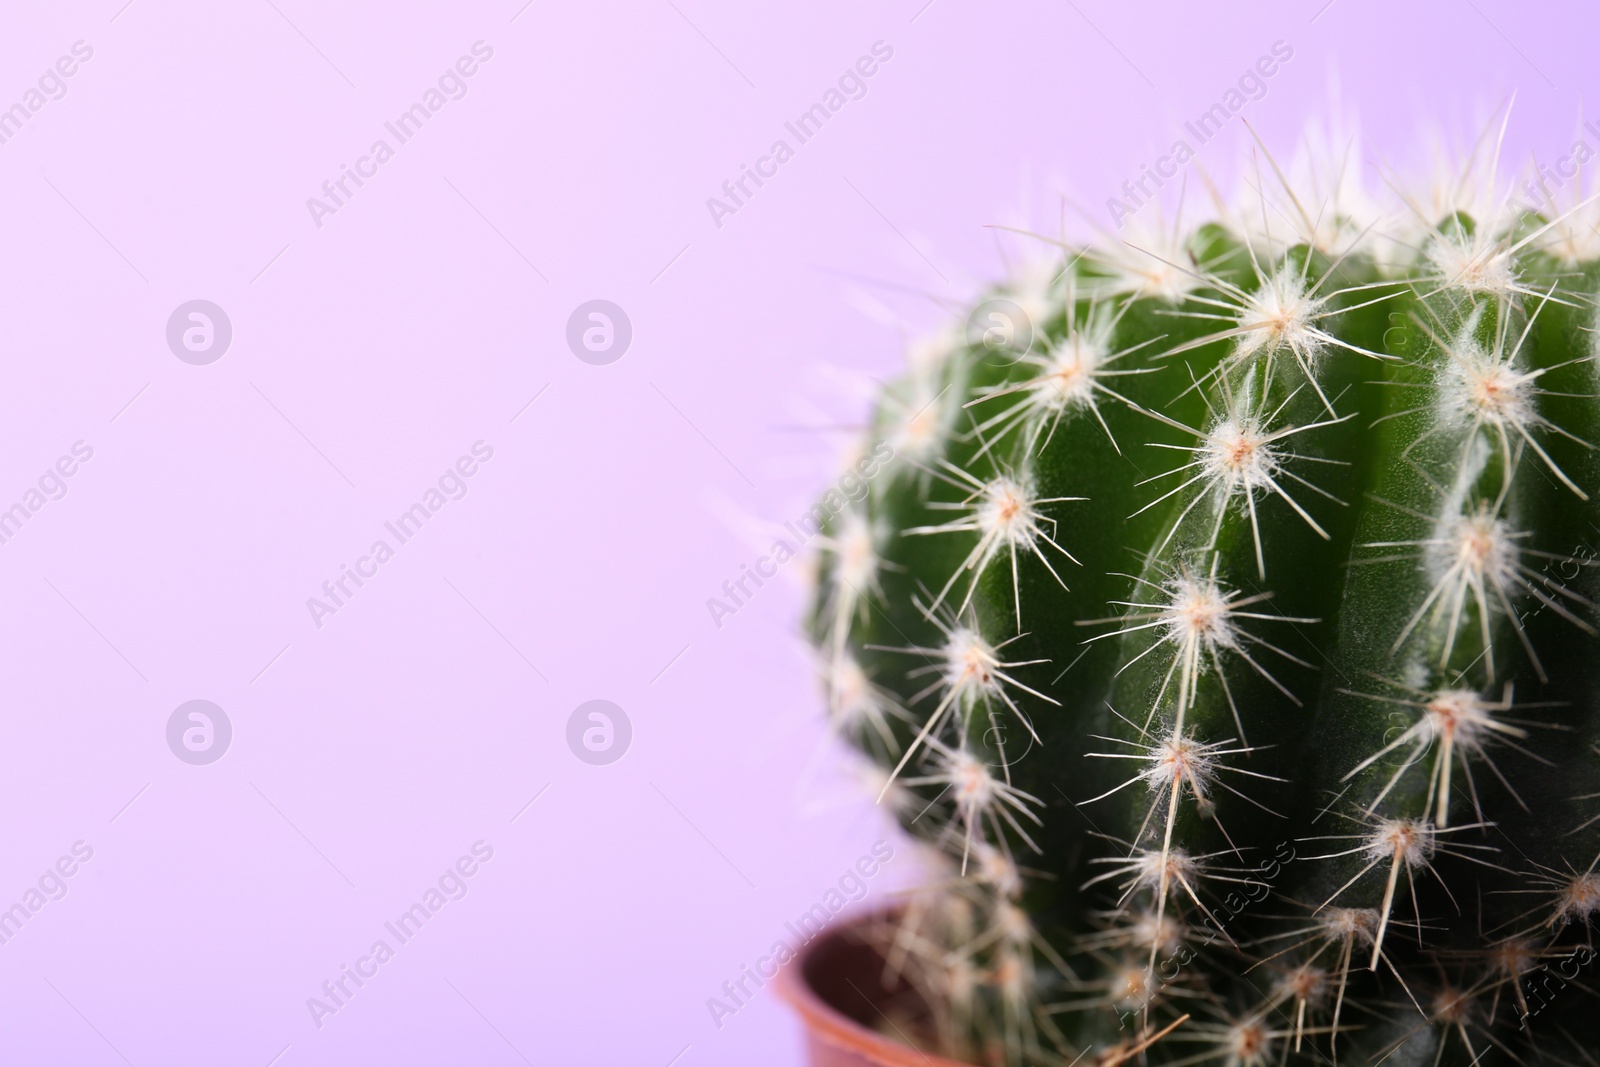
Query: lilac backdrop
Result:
<box><xmin>0</xmin><ymin>0</ymin><xmax>1591</xmax><ymax>1063</ymax></box>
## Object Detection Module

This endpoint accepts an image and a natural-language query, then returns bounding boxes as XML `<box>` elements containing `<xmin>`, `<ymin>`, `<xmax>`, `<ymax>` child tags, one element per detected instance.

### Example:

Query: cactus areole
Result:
<box><xmin>806</xmin><ymin>131</ymin><xmax>1600</xmax><ymax>1066</ymax></box>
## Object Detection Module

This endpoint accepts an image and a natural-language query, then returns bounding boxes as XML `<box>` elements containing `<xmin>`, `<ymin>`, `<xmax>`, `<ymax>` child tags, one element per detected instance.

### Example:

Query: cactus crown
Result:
<box><xmin>808</xmin><ymin>119</ymin><xmax>1600</xmax><ymax>1066</ymax></box>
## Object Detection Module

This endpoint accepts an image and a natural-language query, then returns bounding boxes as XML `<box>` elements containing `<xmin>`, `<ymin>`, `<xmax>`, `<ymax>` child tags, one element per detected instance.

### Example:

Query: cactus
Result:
<box><xmin>808</xmin><ymin>120</ymin><xmax>1600</xmax><ymax>1066</ymax></box>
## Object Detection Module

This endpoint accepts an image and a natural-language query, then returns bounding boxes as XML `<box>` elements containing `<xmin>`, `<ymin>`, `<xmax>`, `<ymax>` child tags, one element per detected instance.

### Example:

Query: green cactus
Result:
<box><xmin>808</xmin><ymin>125</ymin><xmax>1600</xmax><ymax>1066</ymax></box>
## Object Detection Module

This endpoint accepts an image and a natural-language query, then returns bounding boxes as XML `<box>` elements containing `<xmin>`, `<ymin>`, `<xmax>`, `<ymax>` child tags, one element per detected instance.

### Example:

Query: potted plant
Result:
<box><xmin>785</xmin><ymin>119</ymin><xmax>1600</xmax><ymax>1065</ymax></box>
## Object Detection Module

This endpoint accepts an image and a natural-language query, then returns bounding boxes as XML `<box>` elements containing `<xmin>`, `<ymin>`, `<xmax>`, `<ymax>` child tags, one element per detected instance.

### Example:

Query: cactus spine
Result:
<box><xmin>809</xmin><ymin>123</ymin><xmax>1600</xmax><ymax>1065</ymax></box>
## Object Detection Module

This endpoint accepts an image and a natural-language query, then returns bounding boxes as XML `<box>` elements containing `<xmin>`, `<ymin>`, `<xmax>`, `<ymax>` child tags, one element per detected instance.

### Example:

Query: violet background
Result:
<box><xmin>0</xmin><ymin>0</ymin><xmax>1590</xmax><ymax>1063</ymax></box>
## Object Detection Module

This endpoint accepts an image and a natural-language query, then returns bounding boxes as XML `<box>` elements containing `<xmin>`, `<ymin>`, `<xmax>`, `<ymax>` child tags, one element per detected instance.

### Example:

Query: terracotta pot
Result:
<box><xmin>777</xmin><ymin>913</ymin><xmax>974</xmax><ymax>1067</ymax></box>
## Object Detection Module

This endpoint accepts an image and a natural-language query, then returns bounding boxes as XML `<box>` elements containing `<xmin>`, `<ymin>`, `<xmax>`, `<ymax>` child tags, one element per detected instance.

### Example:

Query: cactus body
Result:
<box><xmin>810</xmin><ymin>131</ymin><xmax>1600</xmax><ymax>1065</ymax></box>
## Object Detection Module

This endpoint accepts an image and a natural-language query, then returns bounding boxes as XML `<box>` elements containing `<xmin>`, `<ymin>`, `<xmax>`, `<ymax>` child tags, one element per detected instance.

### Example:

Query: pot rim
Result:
<box><xmin>776</xmin><ymin>909</ymin><xmax>975</xmax><ymax>1067</ymax></box>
